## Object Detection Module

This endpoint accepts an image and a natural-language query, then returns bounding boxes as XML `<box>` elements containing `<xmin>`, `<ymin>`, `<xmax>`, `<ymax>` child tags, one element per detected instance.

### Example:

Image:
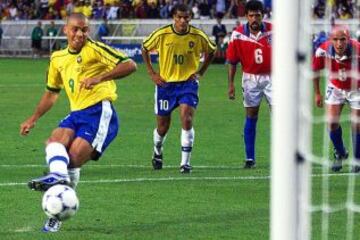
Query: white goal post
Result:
<box><xmin>270</xmin><ymin>0</ymin><xmax>312</xmax><ymax>239</ymax></box>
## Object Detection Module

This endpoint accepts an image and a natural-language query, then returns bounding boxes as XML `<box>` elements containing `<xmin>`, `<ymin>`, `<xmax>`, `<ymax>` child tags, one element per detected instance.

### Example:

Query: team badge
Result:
<box><xmin>77</xmin><ymin>55</ymin><xmax>82</xmax><ymax>63</ymax></box>
<box><xmin>189</xmin><ymin>41</ymin><xmax>195</xmax><ymax>48</ymax></box>
<box><xmin>267</xmin><ymin>35</ymin><xmax>272</xmax><ymax>44</ymax></box>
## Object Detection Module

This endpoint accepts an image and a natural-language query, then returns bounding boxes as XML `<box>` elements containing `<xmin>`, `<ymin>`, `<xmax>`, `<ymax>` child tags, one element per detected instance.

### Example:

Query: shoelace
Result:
<box><xmin>48</xmin><ymin>218</ymin><xmax>58</xmax><ymax>228</ymax></box>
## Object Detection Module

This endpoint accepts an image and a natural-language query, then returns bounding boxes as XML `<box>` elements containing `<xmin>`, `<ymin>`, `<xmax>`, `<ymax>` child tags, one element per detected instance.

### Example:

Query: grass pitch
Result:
<box><xmin>0</xmin><ymin>59</ymin><xmax>359</xmax><ymax>239</ymax></box>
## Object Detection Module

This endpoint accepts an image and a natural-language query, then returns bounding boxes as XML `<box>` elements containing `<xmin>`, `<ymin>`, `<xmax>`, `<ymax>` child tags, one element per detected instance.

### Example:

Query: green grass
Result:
<box><xmin>0</xmin><ymin>58</ymin><xmax>359</xmax><ymax>239</ymax></box>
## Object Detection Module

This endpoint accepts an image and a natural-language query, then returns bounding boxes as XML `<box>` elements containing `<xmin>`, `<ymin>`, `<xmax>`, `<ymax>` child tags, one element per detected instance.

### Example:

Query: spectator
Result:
<box><xmin>0</xmin><ymin>21</ymin><xmax>3</xmax><ymax>47</ymax></box>
<box><xmin>39</xmin><ymin>0</ymin><xmax>50</xmax><ymax>19</ymax></box>
<box><xmin>212</xmin><ymin>12</ymin><xmax>227</xmax><ymax>45</ymax></box>
<box><xmin>47</xmin><ymin>20</ymin><xmax>58</xmax><ymax>51</ymax></box>
<box><xmin>82</xmin><ymin>0</ymin><xmax>93</xmax><ymax>18</ymax></box>
<box><xmin>191</xmin><ymin>2</ymin><xmax>200</xmax><ymax>19</ymax></box>
<box><xmin>147</xmin><ymin>1</ymin><xmax>160</xmax><ymax>18</ymax></box>
<box><xmin>199</xmin><ymin>0</ymin><xmax>211</xmax><ymax>19</ymax></box>
<box><xmin>96</xmin><ymin>18</ymin><xmax>110</xmax><ymax>42</ymax></box>
<box><xmin>31</xmin><ymin>21</ymin><xmax>44</xmax><ymax>58</ymax></box>
<box><xmin>215</xmin><ymin>0</ymin><xmax>227</xmax><ymax>16</ymax></box>
<box><xmin>92</xmin><ymin>1</ymin><xmax>105</xmax><ymax>19</ymax></box>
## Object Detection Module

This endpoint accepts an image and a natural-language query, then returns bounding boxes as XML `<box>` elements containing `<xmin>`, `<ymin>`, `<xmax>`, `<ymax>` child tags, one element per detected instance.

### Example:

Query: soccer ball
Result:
<box><xmin>42</xmin><ymin>184</ymin><xmax>79</xmax><ymax>221</ymax></box>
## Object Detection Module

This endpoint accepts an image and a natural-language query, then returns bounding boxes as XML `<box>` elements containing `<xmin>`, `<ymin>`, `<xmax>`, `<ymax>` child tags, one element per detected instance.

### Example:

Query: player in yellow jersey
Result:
<box><xmin>142</xmin><ymin>4</ymin><xmax>216</xmax><ymax>173</ymax></box>
<box><xmin>19</xmin><ymin>13</ymin><xmax>137</xmax><ymax>232</ymax></box>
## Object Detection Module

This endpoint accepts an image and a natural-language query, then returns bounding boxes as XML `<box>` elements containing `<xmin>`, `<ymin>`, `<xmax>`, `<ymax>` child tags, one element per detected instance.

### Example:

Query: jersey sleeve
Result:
<box><xmin>142</xmin><ymin>30</ymin><xmax>160</xmax><ymax>51</ymax></box>
<box><xmin>46</xmin><ymin>58</ymin><xmax>63</xmax><ymax>92</ymax></box>
<box><xmin>312</xmin><ymin>47</ymin><xmax>325</xmax><ymax>72</ymax></box>
<box><xmin>226</xmin><ymin>41</ymin><xmax>239</xmax><ymax>65</ymax></box>
<box><xmin>200</xmin><ymin>32</ymin><xmax>217</xmax><ymax>54</ymax></box>
<box><xmin>93</xmin><ymin>41</ymin><xmax>130</xmax><ymax>67</ymax></box>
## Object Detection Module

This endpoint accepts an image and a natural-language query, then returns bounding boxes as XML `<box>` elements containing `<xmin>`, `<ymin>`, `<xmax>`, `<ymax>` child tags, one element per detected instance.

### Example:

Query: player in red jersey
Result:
<box><xmin>313</xmin><ymin>25</ymin><xmax>360</xmax><ymax>172</ymax></box>
<box><xmin>226</xmin><ymin>0</ymin><xmax>272</xmax><ymax>168</ymax></box>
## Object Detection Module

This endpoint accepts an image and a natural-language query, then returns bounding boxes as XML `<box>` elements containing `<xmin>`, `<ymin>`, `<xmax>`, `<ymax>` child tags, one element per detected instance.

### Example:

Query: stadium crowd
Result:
<box><xmin>0</xmin><ymin>0</ymin><xmax>272</xmax><ymax>20</ymax></box>
<box><xmin>0</xmin><ymin>0</ymin><xmax>358</xmax><ymax>21</ymax></box>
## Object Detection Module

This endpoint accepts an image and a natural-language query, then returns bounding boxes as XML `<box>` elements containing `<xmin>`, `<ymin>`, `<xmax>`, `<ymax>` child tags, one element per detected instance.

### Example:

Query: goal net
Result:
<box><xmin>271</xmin><ymin>0</ymin><xmax>360</xmax><ymax>239</ymax></box>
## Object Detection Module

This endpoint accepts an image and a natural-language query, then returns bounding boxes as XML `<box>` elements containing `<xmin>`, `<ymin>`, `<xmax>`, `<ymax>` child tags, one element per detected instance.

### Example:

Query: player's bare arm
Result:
<box><xmin>189</xmin><ymin>51</ymin><xmax>216</xmax><ymax>81</ymax></box>
<box><xmin>20</xmin><ymin>91</ymin><xmax>60</xmax><ymax>135</ymax></box>
<box><xmin>80</xmin><ymin>59</ymin><xmax>137</xmax><ymax>90</ymax></box>
<box><xmin>228</xmin><ymin>64</ymin><xmax>237</xmax><ymax>100</ymax></box>
<box><xmin>313</xmin><ymin>75</ymin><xmax>323</xmax><ymax>108</ymax></box>
<box><xmin>141</xmin><ymin>47</ymin><xmax>165</xmax><ymax>86</ymax></box>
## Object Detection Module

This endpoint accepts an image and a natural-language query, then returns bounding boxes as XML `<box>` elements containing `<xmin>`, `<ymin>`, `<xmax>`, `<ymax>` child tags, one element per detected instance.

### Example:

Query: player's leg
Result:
<box><xmin>153</xmin><ymin>115</ymin><xmax>171</xmax><ymax>169</ymax></box>
<box><xmin>28</xmin><ymin>128</ymin><xmax>74</xmax><ymax>191</ymax></box>
<box><xmin>327</xmin><ymin>104</ymin><xmax>347</xmax><ymax>171</ymax></box>
<box><xmin>67</xmin><ymin>100</ymin><xmax>119</xmax><ymax>187</ymax></box>
<box><xmin>67</xmin><ymin>137</ymin><xmax>97</xmax><ymax>189</ymax></box>
<box><xmin>177</xmin><ymin>80</ymin><xmax>199</xmax><ymax>173</ymax></box>
<box><xmin>242</xmin><ymin>73</ymin><xmax>264</xmax><ymax>168</ymax></box>
<box><xmin>244</xmin><ymin>106</ymin><xmax>260</xmax><ymax>168</ymax></box>
<box><xmin>325</xmin><ymin>84</ymin><xmax>348</xmax><ymax>172</ymax></box>
<box><xmin>179</xmin><ymin>104</ymin><xmax>195</xmax><ymax>173</ymax></box>
<box><xmin>152</xmin><ymin>83</ymin><xmax>176</xmax><ymax>169</ymax></box>
<box><xmin>350</xmin><ymin>105</ymin><xmax>360</xmax><ymax>172</ymax></box>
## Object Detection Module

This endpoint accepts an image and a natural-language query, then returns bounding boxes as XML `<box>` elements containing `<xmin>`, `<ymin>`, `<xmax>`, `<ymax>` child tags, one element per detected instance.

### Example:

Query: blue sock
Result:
<box><xmin>353</xmin><ymin>133</ymin><xmax>360</xmax><ymax>159</ymax></box>
<box><xmin>244</xmin><ymin>117</ymin><xmax>258</xmax><ymax>160</ymax></box>
<box><xmin>329</xmin><ymin>126</ymin><xmax>346</xmax><ymax>156</ymax></box>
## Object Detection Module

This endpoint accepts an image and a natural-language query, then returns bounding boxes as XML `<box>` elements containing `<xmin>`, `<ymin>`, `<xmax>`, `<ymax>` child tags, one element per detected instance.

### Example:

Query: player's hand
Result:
<box><xmin>80</xmin><ymin>77</ymin><xmax>102</xmax><ymax>90</ymax></box>
<box><xmin>188</xmin><ymin>73</ymin><xmax>201</xmax><ymax>81</ymax></box>
<box><xmin>20</xmin><ymin>117</ymin><xmax>36</xmax><ymax>136</ymax></box>
<box><xmin>150</xmin><ymin>72</ymin><xmax>165</xmax><ymax>86</ymax></box>
<box><xmin>315</xmin><ymin>93</ymin><xmax>323</xmax><ymax>108</ymax></box>
<box><xmin>228</xmin><ymin>84</ymin><xmax>235</xmax><ymax>100</ymax></box>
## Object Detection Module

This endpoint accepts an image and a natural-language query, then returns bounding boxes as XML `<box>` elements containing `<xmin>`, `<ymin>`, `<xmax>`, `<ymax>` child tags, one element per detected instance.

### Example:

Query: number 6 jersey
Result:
<box><xmin>226</xmin><ymin>22</ymin><xmax>272</xmax><ymax>75</ymax></box>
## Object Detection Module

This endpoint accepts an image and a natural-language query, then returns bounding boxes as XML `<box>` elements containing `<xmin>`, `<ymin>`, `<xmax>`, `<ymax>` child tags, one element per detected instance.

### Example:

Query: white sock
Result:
<box><xmin>46</xmin><ymin>142</ymin><xmax>69</xmax><ymax>175</ymax></box>
<box><xmin>181</xmin><ymin>128</ymin><xmax>195</xmax><ymax>166</ymax></box>
<box><xmin>68</xmin><ymin>168</ymin><xmax>81</xmax><ymax>189</ymax></box>
<box><xmin>153</xmin><ymin>128</ymin><xmax>166</xmax><ymax>155</ymax></box>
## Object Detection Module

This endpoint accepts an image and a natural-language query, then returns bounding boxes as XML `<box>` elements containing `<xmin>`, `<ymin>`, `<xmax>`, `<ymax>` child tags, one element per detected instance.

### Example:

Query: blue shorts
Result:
<box><xmin>155</xmin><ymin>80</ymin><xmax>199</xmax><ymax>116</ymax></box>
<box><xmin>59</xmin><ymin>100</ymin><xmax>119</xmax><ymax>160</ymax></box>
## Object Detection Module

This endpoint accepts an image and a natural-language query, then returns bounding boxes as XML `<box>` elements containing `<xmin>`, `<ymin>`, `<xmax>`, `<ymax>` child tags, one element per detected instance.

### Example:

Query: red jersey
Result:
<box><xmin>226</xmin><ymin>22</ymin><xmax>272</xmax><ymax>74</ymax></box>
<box><xmin>312</xmin><ymin>39</ymin><xmax>360</xmax><ymax>90</ymax></box>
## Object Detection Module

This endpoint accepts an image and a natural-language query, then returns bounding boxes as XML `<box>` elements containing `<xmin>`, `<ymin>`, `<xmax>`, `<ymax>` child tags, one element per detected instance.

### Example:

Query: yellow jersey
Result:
<box><xmin>142</xmin><ymin>24</ymin><xmax>216</xmax><ymax>82</ymax></box>
<box><xmin>47</xmin><ymin>39</ymin><xmax>130</xmax><ymax>111</ymax></box>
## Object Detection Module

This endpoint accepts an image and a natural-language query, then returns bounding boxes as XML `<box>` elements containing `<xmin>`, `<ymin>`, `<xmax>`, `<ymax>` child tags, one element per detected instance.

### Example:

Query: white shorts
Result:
<box><xmin>325</xmin><ymin>82</ymin><xmax>360</xmax><ymax>109</ymax></box>
<box><xmin>242</xmin><ymin>72</ymin><xmax>272</xmax><ymax>107</ymax></box>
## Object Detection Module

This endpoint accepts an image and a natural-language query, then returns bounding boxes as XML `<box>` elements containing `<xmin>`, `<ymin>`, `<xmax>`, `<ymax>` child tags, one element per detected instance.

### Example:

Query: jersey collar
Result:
<box><xmin>171</xmin><ymin>24</ymin><xmax>190</xmax><ymax>35</ymax></box>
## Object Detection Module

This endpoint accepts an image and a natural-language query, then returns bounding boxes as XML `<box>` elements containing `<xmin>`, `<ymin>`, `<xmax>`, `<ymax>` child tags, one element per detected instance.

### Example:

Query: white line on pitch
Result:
<box><xmin>0</xmin><ymin>173</ymin><xmax>355</xmax><ymax>187</ymax></box>
<box><xmin>0</xmin><ymin>164</ymin><xmax>242</xmax><ymax>169</ymax></box>
<box><xmin>0</xmin><ymin>176</ymin><xmax>268</xmax><ymax>187</ymax></box>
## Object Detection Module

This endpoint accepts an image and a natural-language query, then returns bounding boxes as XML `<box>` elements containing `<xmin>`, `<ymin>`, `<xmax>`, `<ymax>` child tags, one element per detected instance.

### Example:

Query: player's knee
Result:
<box><xmin>68</xmin><ymin>148</ymin><xmax>84</xmax><ymax>163</ymax></box>
<box><xmin>329</xmin><ymin>122</ymin><xmax>340</xmax><ymax>131</ymax></box>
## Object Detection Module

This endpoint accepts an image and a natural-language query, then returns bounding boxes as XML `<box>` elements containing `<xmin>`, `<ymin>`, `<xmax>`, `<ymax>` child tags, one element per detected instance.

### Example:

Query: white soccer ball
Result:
<box><xmin>42</xmin><ymin>184</ymin><xmax>79</xmax><ymax>221</ymax></box>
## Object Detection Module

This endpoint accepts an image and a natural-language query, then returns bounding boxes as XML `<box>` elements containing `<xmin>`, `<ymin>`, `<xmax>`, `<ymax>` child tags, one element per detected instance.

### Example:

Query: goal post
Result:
<box><xmin>270</xmin><ymin>0</ymin><xmax>312</xmax><ymax>239</ymax></box>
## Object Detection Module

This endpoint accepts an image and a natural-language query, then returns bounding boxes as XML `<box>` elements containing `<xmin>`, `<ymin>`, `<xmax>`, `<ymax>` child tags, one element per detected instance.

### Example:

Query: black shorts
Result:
<box><xmin>32</xmin><ymin>40</ymin><xmax>42</xmax><ymax>50</ymax></box>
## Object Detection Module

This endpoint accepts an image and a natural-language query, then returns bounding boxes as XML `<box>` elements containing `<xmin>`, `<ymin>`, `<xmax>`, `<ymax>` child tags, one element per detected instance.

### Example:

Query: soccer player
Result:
<box><xmin>141</xmin><ymin>4</ymin><xmax>216</xmax><ymax>173</ymax></box>
<box><xmin>313</xmin><ymin>25</ymin><xmax>360</xmax><ymax>172</ymax></box>
<box><xmin>20</xmin><ymin>13</ymin><xmax>137</xmax><ymax>232</ymax></box>
<box><xmin>226</xmin><ymin>0</ymin><xmax>272</xmax><ymax>168</ymax></box>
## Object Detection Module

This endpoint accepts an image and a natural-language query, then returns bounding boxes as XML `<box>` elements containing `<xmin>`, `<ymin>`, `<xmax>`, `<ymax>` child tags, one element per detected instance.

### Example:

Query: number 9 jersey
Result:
<box><xmin>226</xmin><ymin>22</ymin><xmax>272</xmax><ymax>75</ymax></box>
<box><xmin>46</xmin><ymin>39</ymin><xmax>130</xmax><ymax>111</ymax></box>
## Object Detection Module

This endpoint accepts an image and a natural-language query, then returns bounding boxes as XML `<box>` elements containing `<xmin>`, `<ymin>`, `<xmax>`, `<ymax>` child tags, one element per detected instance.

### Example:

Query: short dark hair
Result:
<box><xmin>171</xmin><ymin>4</ymin><xmax>192</xmax><ymax>17</ymax></box>
<box><xmin>245</xmin><ymin>0</ymin><xmax>264</xmax><ymax>14</ymax></box>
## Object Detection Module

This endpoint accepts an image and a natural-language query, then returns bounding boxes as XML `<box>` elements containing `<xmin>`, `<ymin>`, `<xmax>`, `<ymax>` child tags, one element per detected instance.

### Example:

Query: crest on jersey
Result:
<box><xmin>189</xmin><ymin>41</ymin><xmax>195</xmax><ymax>48</ymax></box>
<box><xmin>77</xmin><ymin>55</ymin><xmax>82</xmax><ymax>63</ymax></box>
<box><xmin>267</xmin><ymin>35</ymin><xmax>272</xmax><ymax>44</ymax></box>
